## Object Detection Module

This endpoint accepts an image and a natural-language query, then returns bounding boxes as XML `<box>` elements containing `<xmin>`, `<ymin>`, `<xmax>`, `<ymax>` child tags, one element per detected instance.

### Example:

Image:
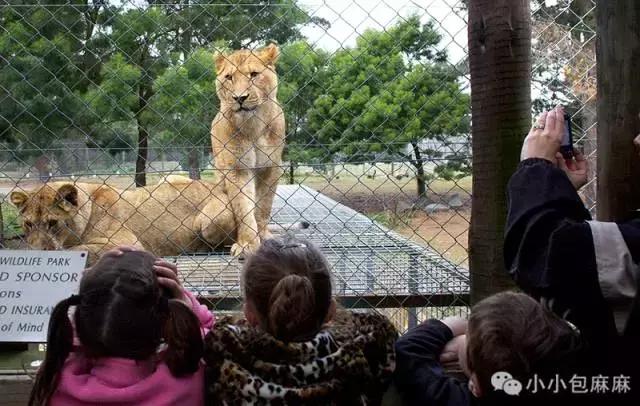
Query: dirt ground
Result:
<box><xmin>396</xmin><ymin>210</ymin><xmax>470</xmax><ymax>267</ymax></box>
<box><xmin>322</xmin><ymin>194</ymin><xmax>470</xmax><ymax>267</ymax></box>
<box><xmin>301</xmin><ymin>175</ymin><xmax>471</xmax><ymax>267</ymax></box>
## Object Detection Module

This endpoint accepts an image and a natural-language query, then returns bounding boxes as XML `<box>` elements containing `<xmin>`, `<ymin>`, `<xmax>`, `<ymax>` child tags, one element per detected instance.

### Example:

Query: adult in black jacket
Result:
<box><xmin>506</xmin><ymin>106</ymin><xmax>640</xmax><ymax>402</ymax></box>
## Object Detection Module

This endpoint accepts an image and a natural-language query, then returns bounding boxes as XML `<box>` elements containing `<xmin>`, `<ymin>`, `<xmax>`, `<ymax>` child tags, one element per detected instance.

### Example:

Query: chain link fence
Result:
<box><xmin>531</xmin><ymin>0</ymin><xmax>597</xmax><ymax>211</ymax></box>
<box><xmin>0</xmin><ymin>0</ymin><xmax>596</xmax><ymax>337</ymax></box>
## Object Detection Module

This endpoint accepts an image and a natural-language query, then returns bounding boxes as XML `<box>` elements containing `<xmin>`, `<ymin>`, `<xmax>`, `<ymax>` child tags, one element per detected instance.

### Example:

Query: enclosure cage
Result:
<box><xmin>0</xmin><ymin>0</ymin><xmax>597</xmax><ymax>343</ymax></box>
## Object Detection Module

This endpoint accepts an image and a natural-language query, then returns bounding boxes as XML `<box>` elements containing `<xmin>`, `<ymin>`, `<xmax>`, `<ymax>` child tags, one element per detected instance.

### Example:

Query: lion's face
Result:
<box><xmin>215</xmin><ymin>44</ymin><xmax>280</xmax><ymax>113</ymax></box>
<box><xmin>10</xmin><ymin>183</ymin><xmax>81</xmax><ymax>250</ymax></box>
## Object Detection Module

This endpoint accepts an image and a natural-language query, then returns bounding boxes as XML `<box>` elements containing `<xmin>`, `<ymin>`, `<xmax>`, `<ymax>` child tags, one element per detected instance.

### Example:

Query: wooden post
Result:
<box><xmin>407</xmin><ymin>253</ymin><xmax>419</xmax><ymax>329</ymax></box>
<box><xmin>596</xmin><ymin>1</ymin><xmax>640</xmax><ymax>221</ymax></box>
<box><xmin>289</xmin><ymin>161</ymin><xmax>295</xmax><ymax>184</ymax></box>
<box><xmin>468</xmin><ymin>0</ymin><xmax>531</xmax><ymax>303</ymax></box>
<box><xmin>0</xmin><ymin>201</ymin><xmax>4</xmax><ymax>247</ymax></box>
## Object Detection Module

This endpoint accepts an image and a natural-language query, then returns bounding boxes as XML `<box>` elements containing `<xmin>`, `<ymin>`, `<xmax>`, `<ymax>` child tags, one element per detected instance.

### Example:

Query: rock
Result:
<box><xmin>395</xmin><ymin>200</ymin><xmax>414</xmax><ymax>213</ymax></box>
<box><xmin>448</xmin><ymin>193</ymin><xmax>464</xmax><ymax>208</ymax></box>
<box><xmin>424</xmin><ymin>203</ymin><xmax>450</xmax><ymax>214</ymax></box>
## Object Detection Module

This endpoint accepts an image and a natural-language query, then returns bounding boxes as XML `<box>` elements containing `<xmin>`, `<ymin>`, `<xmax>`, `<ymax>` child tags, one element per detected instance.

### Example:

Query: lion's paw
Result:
<box><xmin>259</xmin><ymin>230</ymin><xmax>274</xmax><ymax>243</ymax></box>
<box><xmin>230</xmin><ymin>240</ymin><xmax>259</xmax><ymax>258</ymax></box>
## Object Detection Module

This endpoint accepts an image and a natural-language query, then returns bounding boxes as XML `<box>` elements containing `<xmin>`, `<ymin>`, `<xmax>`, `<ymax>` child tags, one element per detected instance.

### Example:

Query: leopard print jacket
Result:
<box><xmin>203</xmin><ymin>310</ymin><xmax>398</xmax><ymax>405</ymax></box>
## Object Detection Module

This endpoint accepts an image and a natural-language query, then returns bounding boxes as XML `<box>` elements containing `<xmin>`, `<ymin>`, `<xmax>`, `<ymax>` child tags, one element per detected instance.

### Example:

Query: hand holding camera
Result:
<box><xmin>522</xmin><ymin>105</ymin><xmax>589</xmax><ymax>189</ymax></box>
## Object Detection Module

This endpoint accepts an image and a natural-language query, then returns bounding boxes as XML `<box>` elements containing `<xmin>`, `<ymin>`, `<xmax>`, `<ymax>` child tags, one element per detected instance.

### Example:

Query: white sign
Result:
<box><xmin>0</xmin><ymin>250</ymin><xmax>87</xmax><ymax>342</ymax></box>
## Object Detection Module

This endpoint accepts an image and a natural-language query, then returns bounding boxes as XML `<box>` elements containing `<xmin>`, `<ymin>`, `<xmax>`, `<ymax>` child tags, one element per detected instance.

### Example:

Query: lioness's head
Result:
<box><xmin>10</xmin><ymin>183</ymin><xmax>81</xmax><ymax>250</ymax></box>
<box><xmin>215</xmin><ymin>44</ymin><xmax>280</xmax><ymax>112</ymax></box>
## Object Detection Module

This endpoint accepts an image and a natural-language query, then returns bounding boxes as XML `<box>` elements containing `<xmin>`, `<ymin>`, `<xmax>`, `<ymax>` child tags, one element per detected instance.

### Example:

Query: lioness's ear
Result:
<box><xmin>56</xmin><ymin>184</ymin><xmax>78</xmax><ymax>211</ymax></box>
<box><xmin>10</xmin><ymin>190</ymin><xmax>29</xmax><ymax>210</ymax></box>
<box><xmin>260</xmin><ymin>43</ymin><xmax>280</xmax><ymax>66</ymax></box>
<box><xmin>214</xmin><ymin>52</ymin><xmax>227</xmax><ymax>75</ymax></box>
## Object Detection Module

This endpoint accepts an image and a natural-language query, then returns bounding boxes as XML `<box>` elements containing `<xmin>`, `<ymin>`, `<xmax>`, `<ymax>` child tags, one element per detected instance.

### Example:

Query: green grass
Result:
<box><xmin>1</xmin><ymin>202</ymin><xmax>22</xmax><ymax>239</ymax></box>
<box><xmin>0</xmin><ymin>345</ymin><xmax>43</xmax><ymax>371</ymax></box>
<box><xmin>5</xmin><ymin>170</ymin><xmax>472</xmax><ymax>199</ymax></box>
<box><xmin>366</xmin><ymin>211</ymin><xmax>414</xmax><ymax>229</ymax></box>
<box><xmin>366</xmin><ymin>212</ymin><xmax>393</xmax><ymax>227</ymax></box>
<box><xmin>294</xmin><ymin>173</ymin><xmax>472</xmax><ymax>197</ymax></box>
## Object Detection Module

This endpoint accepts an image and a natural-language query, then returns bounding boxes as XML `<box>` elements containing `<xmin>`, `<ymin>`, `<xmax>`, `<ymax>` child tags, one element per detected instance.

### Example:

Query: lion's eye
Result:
<box><xmin>250</xmin><ymin>71</ymin><xmax>259</xmax><ymax>78</ymax></box>
<box><xmin>48</xmin><ymin>219</ymin><xmax>58</xmax><ymax>229</ymax></box>
<box><xmin>225</xmin><ymin>74</ymin><xmax>232</xmax><ymax>81</ymax></box>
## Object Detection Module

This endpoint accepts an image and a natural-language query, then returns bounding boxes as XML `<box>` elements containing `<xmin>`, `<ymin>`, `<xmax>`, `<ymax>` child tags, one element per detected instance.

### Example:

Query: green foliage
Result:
<box><xmin>0</xmin><ymin>2</ymin><xmax>470</xmax><ymax>192</ymax></box>
<box><xmin>87</xmin><ymin>54</ymin><xmax>142</xmax><ymax>121</ymax></box>
<box><xmin>305</xmin><ymin>16</ymin><xmax>470</xmax><ymax>186</ymax></box>
<box><xmin>0</xmin><ymin>1</ymin><xmax>318</xmax><ymax>164</ymax></box>
<box><xmin>177</xmin><ymin>0</ymin><xmax>326</xmax><ymax>49</ymax></box>
<box><xmin>152</xmin><ymin>47</ymin><xmax>217</xmax><ymax>162</ymax></box>
<box><xmin>0</xmin><ymin>2</ymin><xmax>101</xmax><ymax>149</ymax></box>
<box><xmin>84</xmin><ymin>6</ymin><xmax>173</xmax><ymax>171</ymax></box>
<box><xmin>1</xmin><ymin>201</ymin><xmax>22</xmax><ymax>239</ymax></box>
<box><xmin>277</xmin><ymin>41</ymin><xmax>329</xmax><ymax>163</ymax></box>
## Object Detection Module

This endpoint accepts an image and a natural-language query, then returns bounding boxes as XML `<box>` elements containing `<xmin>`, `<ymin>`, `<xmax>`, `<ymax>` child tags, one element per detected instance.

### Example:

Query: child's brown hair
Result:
<box><xmin>466</xmin><ymin>291</ymin><xmax>583</xmax><ymax>394</ymax></box>
<box><xmin>243</xmin><ymin>237</ymin><xmax>333</xmax><ymax>342</ymax></box>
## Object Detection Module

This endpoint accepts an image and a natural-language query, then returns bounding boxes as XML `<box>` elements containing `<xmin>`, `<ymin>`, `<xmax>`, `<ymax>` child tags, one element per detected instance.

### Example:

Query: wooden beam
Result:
<box><xmin>467</xmin><ymin>0</ymin><xmax>531</xmax><ymax>303</ymax></box>
<box><xmin>197</xmin><ymin>294</ymin><xmax>470</xmax><ymax>311</ymax></box>
<box><xmin>596</xmin><ymin>1</ymin><xmax>640</xmax><ymax>221</ymax></box>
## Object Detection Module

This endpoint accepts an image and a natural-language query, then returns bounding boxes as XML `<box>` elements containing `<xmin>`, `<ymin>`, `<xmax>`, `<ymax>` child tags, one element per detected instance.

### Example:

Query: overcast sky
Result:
<box><xmin>299</xmin><ymin>0</ymin><xmax>468</xmax><ymax>64</ymax></box>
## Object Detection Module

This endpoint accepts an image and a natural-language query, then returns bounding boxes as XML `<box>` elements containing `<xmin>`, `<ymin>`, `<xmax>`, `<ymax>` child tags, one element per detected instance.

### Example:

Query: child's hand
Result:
<box><xmin>154</xmin><ymin>259</ymin><xmax>191</xmax><ymax>309</ymax></box>
<box><xmin>441</xmin><ymin>316</ymin><xmax>468</xmax><ymax>337</ymax></box>
<box><xmin>440</xmin><ymin>334</ymin><xmax>466</xmax><ymax>369</ymax></box>
<box><xmin>103</xmin><ymin>245</ymin><xmax>141</xmax><ymax>257</ymax></box>
<box><xmin>85</xmin><ymin>245</ymin><xmax>141</xmax><ymax>272</ymax></box>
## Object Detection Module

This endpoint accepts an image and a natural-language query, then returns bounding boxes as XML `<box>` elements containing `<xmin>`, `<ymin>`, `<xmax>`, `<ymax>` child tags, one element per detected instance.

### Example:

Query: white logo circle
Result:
<box><xmin>503</xmin><ymin>379</ymin><xmax>523</xmax><ymax>396</ymax></box>
<box><xmin>491</xmin><ymin>371</ymin><xmax>513</xmax><ymax>391</ymax></box>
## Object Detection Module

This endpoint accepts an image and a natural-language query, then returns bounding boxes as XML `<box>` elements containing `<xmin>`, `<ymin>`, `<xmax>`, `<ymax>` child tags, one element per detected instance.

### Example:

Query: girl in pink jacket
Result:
<box><xmin>28</xmin><ymin>249</ymin><xmax>214</xmax><ymax>406</ymax></box>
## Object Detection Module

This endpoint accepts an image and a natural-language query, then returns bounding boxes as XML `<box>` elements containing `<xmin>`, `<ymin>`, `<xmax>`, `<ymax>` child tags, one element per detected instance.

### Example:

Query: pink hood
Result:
<box><xmin>48</xmin><ymin>290</ymin><xmax>213</xmax><ymax>406</ymax></box>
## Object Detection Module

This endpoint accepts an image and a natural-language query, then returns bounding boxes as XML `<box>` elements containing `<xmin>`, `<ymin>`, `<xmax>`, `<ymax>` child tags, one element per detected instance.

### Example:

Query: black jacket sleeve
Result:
<box><xmin>505</xmin><ymin>158</ymin><xmax>617</xmax><ymax>348</ymax></box>
<box><xmin>394</xmin><ymin>319</ymin><xmax>473</xmax><ymax>406</ymax></box>
<box><xmin>619</xmin><ymin>219</ymin><xmax>640</xmax><ymax>265</ymax></box>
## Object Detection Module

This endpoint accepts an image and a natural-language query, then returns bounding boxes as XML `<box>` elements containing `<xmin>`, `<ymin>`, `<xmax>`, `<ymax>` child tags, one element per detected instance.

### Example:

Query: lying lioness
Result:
<box><xmin>9</xmin><ymin>176</ymin><xmax>236</xmax><ymax>265</ymax></box>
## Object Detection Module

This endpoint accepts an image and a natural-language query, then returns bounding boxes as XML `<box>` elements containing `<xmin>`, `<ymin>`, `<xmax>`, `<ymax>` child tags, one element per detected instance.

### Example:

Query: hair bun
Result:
<box><xmin>267</xmin><ymin>274</ymin><xmax>317</xmax><ymax>342</ymax></box>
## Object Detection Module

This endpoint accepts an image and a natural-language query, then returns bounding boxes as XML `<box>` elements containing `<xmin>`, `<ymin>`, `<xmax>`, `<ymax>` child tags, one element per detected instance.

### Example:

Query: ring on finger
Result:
<box><xmin>533</xmin><ymin>124</ymin><xmax>545</xmax><ymax>130</ymax></box>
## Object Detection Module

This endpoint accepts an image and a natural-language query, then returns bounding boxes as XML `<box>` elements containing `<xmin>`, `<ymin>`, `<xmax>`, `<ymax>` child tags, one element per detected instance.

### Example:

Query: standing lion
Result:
<box><xmin>212</xmin><ymin>44</ymin><xmax>284</xmax><ymax>256</ymax></box>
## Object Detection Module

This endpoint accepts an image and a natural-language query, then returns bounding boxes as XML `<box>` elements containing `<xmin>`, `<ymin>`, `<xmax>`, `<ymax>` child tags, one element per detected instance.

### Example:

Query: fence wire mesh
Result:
<box><xmin>0</xmin><ymin>0</ymin><xmax>595</xmax><ymax>334</ymax></box>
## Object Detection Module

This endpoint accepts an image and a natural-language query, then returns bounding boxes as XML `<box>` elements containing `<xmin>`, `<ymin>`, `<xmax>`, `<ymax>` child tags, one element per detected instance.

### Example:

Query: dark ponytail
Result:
<box><xmin>268</xmin><ymin>274</ymin><xmax>317</xmax><ymax>342</ymax></box>
<box><xmin>29</xmin><ymin>295</ymin><xmax>80</xmax><ymax>406</ymax></box>
<box><xmin>162</xmin><ymin>299</ymin><xmax>203</xmax><ymax>376</ymax></box>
